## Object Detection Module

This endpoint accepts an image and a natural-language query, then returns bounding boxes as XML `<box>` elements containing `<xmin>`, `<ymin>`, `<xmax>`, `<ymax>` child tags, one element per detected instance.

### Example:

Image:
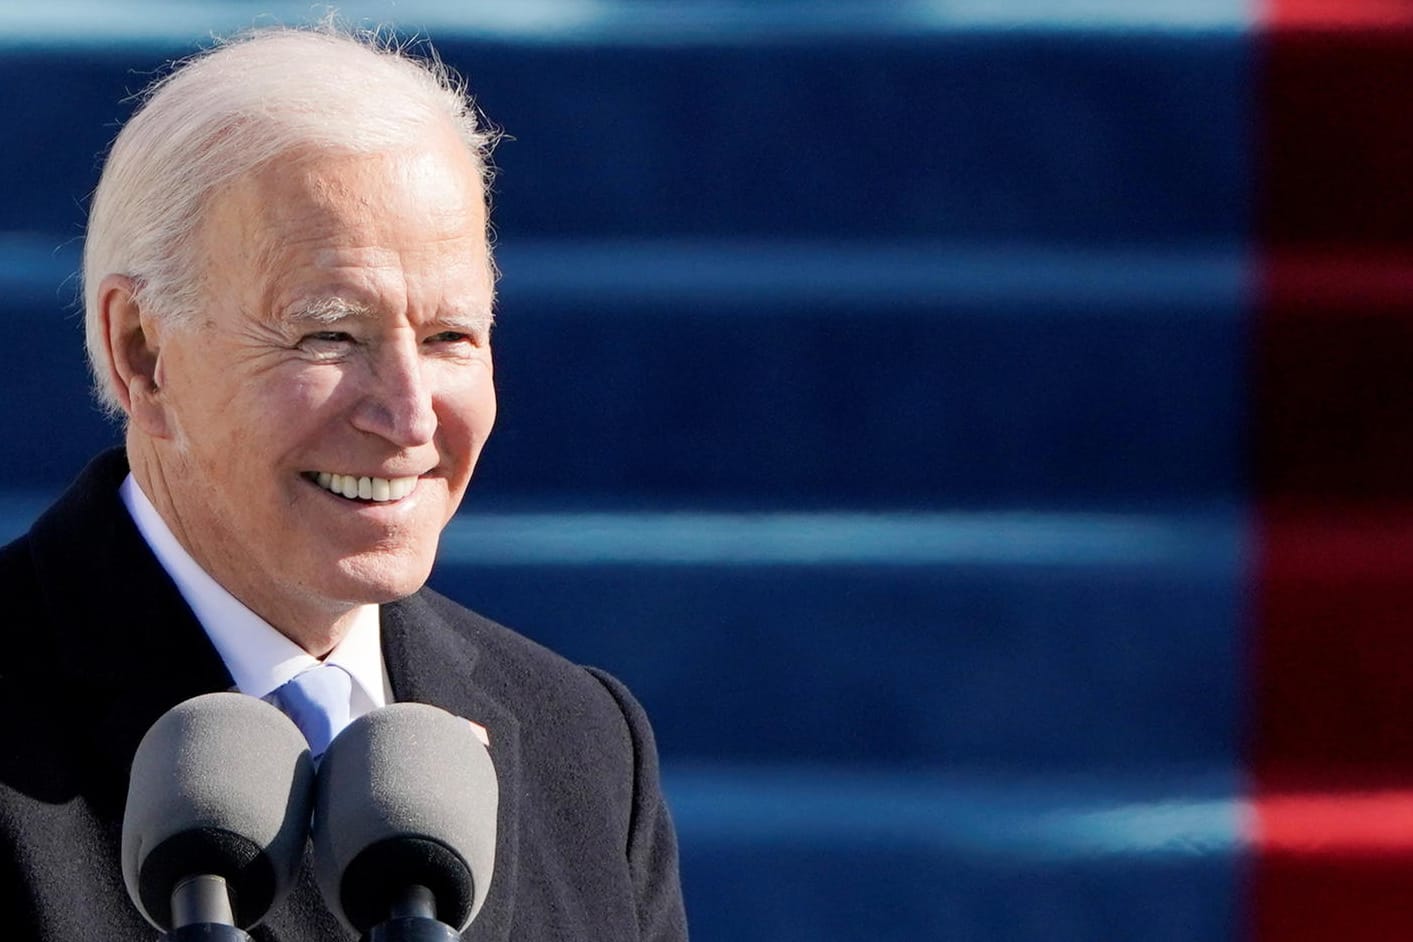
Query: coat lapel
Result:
<box><xmin>381</xmin><ymin>592</ymin><xmax>522</xmax><ymax>939</ymax></box>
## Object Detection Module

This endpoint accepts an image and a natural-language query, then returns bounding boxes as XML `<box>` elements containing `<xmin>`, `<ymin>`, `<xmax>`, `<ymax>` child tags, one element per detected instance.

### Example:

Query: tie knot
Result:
<box><xmin>265</xmin><ymin>663</ymin><xmax>354</xmax><ymax>759</ymax></box>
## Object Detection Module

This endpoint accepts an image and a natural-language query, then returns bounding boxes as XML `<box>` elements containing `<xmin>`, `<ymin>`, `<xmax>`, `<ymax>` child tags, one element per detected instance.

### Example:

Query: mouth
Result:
<box><xmin>303</xmin><ymin>471</ymin><xmax>420</xmax><ymax>503</ymax></box>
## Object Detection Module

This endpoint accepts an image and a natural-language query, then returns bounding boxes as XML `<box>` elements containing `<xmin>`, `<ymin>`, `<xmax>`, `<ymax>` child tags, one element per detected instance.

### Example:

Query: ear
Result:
<box><xmin>96</xmin><ymin>273</ymin><xmax>171</xmax><ymax>438</ymax></box>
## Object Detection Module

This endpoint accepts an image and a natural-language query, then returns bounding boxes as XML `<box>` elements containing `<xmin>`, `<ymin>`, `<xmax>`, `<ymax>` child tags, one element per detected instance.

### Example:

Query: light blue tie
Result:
<box><xmin>265</xmin><ymin>663</ymin><xmax>354</xmax><ymax>759</ymax></box>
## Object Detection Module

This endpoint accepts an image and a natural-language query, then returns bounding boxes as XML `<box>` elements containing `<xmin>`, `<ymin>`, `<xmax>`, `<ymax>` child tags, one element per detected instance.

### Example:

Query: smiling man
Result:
<box><xmin>0</xmin><ymin>26</ymin><xmax>687</xmax><ymax>941</ymax></box>
<box><xmin>103</xmin><ymin>122</ymin><xmax>497</xmax><ymax>657</ymax></box>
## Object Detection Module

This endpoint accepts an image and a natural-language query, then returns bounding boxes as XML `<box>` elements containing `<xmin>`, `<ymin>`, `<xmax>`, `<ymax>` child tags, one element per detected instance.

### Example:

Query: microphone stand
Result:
<box><xmin>163</xmin><ymin>875</ymin><xmax>252</xmax><ymax>941</ymax></box>
<box><xmin>363</xmin><ymin>885</ymin><xmax>459</xmax><ymax>942</ymax></box>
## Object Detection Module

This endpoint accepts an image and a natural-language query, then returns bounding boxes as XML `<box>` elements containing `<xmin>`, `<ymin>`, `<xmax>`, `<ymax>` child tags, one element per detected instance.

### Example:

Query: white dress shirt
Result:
<box><xmin>119</xmin><ymin>473</ymin><xmax>391</xmax><ymax>715</ymax></box>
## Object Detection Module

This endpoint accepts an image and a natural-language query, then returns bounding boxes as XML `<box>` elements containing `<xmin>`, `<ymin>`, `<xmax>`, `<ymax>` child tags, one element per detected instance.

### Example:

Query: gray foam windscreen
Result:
<box><xmin>121</xmin><ymin>692</ymin><xmax>316</xmax><ymax>929</ymax></box>
<box><xmin>311</xmin><ymin>703</ymin><xmax>498</xmax><ymax>933</ymax></box>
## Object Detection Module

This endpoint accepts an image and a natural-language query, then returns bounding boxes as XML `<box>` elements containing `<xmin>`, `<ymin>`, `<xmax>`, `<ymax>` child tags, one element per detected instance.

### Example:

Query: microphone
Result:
<box><xmin>122</xmin><ymin>692</ymin><xmax>316</xmax><ymax>940</ymax></box>
<box><xmin>311</xmin><ymin>703</ymin><xmax>498</xmax><ymax>940</ymax></box>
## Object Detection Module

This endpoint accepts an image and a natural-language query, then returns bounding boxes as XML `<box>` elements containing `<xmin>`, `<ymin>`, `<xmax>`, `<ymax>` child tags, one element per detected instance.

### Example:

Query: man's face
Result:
<box><xmin>142</xmin><ymin>128</ymin><xmax>496</xmax><ymax>636</ymax></box>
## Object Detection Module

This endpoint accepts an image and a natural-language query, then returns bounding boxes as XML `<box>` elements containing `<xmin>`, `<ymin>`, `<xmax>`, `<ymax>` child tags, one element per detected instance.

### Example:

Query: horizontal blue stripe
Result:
<box><xmin>0</xmin><ymin>1</ymin><xmax>1251</xmax><ymax>50</ymax></box>
<box><xmin>2</xmin><ymin>234</ymin><xmax>1250</xmax><ymax>315</ymax></box>
<box><xmin>497</xmin><ymin>240</ymin><xmax>1250</xmax><ymax>312</ymax></box>
<box><xmin>438</xmin><ymin>509</ymin><xmax>1243</xmax><ymax>570</ymax></box>
<box><xmin>664</xmin><ymin>762</ymin><xmax>1245</xmax><ymax>860</ymax></box>
<box><xmin>0</xmin><ymin>233</ymin><xmax>79</xmax><ymax>301</ymax></box>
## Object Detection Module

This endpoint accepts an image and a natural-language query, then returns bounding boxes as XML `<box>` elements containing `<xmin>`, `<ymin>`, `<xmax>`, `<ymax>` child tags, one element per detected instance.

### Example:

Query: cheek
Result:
<box><xmin>465</xmin><ymin>376</ymin><xmax>498</xmax><ymax>451</ymax></box>
<box><xmin>180</xmin><ymin>386</ymin><xmax>330</xmax><ymax>478</ymax></box>
<box><xmin>252</xmin><ymin>370</ymin><xmax>349</xmax><ymax>433</ymax></box>
<box><xmin>434</xmin><ymin>399</ymin><xmax>495</xmax><ymax>498</ymax></box>
<box><xmin>474</xmin><ymin>374</ymin><xmax>497</xmax><ymax>434</ymax></box>
<box><xmin>440</xmin><ymin>367</ymin><xmax>497</xmax><ymax>442</ymax></box>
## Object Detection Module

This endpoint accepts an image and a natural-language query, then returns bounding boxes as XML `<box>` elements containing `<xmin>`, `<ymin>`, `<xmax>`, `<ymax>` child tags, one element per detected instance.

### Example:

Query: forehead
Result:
<box><xmin>198</xmin><ymin>134</ymin><xmax>491</xmax><ymax>319</ymax></box>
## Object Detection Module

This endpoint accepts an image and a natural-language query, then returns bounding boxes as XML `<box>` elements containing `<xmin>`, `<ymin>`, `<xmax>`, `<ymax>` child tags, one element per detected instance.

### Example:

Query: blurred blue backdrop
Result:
<box><xmin>0</xmin><ymin>2</ymin><xmax>1254</xmax><ymax>938</ymax></box>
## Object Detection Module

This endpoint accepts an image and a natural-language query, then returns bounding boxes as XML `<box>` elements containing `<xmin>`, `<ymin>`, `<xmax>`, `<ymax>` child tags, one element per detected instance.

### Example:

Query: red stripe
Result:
<box><xmin>1252</xmin><ymin>10</ymin><xmax>1413</xmax><ymax>938</ymax></box>
<box><xmin>1269</xmin><ymin>0</ymin><xmax>1413</xmax><ymax>28</ymax></box>
<box><xmin>1257</xmin><ymin>789</ymin><xmax>1413</xmax><ymax>857</ymax></box>
<box><xmin>1265</xmin><ymin>251</ymin><xmax>1413</xmax><ymax>312</ymax></box>
<box><xmin>1251</xmin><ymin>515</ymin><xmax>1413</xmax><ymax>937</ymax></box>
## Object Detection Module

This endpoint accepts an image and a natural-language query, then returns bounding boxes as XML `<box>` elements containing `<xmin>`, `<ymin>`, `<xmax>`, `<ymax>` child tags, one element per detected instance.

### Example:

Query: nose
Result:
<box><xmin>350</xmin><ymin>336</ymin><xmax>437</xmax><ymax>447</ymax></box>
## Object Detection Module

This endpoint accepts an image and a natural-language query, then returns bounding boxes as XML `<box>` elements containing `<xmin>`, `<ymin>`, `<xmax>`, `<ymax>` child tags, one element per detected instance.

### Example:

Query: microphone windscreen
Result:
<box><xmin>311</xmin><ymin>702</ymin><xmax>498</xmax><ymax>933</ymax></box>
<box><xmin>121</xmin><ymin>692</ymin><xmax>316</xmax><ymax>930</ymax></box>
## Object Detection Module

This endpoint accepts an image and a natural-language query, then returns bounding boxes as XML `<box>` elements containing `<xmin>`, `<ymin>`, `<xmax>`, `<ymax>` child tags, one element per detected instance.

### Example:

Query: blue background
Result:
<box><xmin>0</xmin><ymin>2</ymin><xmax>1254</xmax><ymax>938</ymax></box>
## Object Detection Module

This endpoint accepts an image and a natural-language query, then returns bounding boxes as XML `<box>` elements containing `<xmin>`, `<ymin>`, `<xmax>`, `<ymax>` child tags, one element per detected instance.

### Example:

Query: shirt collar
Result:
<box><xmin>119</xmin><ymin>473</ymin><xmax>388</xmax><ymax>712</ymax></box>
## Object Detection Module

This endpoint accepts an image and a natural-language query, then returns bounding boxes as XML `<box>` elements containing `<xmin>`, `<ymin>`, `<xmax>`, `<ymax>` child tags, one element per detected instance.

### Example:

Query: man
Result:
<box><xmin>0</xmin><ymin>26</ymin><xmax>688</xmax><ymax>941</ymax></box>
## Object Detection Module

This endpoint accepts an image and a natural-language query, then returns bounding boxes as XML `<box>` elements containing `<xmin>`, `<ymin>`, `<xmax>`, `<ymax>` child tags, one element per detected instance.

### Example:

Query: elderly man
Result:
<box><xmin>0</xmin><ymin>26</ymin><xmax>688</xmax><ymax>941</ymax></box>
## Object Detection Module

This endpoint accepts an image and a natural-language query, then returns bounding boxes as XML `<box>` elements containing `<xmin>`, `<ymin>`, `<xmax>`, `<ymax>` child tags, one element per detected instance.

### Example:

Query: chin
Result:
<box><xmin>326</xmin><ymin>550</ymin><xmax>437</xmax><ymax>605</ymax></box>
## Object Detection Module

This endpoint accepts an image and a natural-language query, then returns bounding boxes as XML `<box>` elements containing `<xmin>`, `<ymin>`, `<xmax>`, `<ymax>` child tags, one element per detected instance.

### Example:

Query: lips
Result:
<box><xmin>307</xmin><ymin>471</ymin><xmax>419</xmax><ymax>502</ymax></box>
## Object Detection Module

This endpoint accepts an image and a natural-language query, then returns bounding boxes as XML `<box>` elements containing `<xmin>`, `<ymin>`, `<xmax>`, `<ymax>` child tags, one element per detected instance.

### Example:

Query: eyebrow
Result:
<box><xmin>283</xmin><ymin>297</ymin><xmax>496</xmax><ymax>332</ymax></box>
<box><xmin>448</xmin><ymin>308</ymin><xmax>497</xmax><ymax>332</ymax></box>
<box><xmin>283</xmin><ymin>297</ymin><xmax>377</xmax><ymax>325</ymax></box>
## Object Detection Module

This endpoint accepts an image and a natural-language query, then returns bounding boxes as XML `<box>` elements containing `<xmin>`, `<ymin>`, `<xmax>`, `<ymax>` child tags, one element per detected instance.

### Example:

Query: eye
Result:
<box><xmin>425</xmin><ymin>328</ymin><xmax>487</xmax><ymax>348</ymax></box>
<box><xmin>297</xmin><ymin>330</ymin><xmax>357</xmax><ymax>359</ymax></box>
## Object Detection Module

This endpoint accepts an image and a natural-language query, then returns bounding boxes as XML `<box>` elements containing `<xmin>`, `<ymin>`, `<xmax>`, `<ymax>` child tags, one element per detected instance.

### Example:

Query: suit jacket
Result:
<box><xmin>0</xmin><ymin>450</ymin><xmax>688</xmax><ymax>941</ymax></box>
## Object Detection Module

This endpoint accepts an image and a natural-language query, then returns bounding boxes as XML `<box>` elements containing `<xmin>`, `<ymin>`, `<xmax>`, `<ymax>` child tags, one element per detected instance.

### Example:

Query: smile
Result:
<box><xmin>306</xmin><ymin>471</ymin><xmax>419</xmax><ymax>502</ymax></box>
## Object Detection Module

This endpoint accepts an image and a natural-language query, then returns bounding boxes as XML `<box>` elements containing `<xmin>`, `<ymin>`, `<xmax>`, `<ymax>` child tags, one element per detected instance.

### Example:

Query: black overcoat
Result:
<box><xmin>0</xmin><ymin>450</ymin><xmax>688</xmax><ymax>941</ymax></box>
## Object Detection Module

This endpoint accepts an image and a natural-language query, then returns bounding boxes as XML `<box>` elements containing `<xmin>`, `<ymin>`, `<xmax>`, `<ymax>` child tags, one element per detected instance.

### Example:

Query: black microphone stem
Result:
<box><xmin>364</xmin><ymin>885</ymin><xmax>459</xmax><ymax>942</ymax></box>
<box><xmin>389</xmin><ymin>885</ymin><xmax>437</xmax><ymax>920</ymax></box>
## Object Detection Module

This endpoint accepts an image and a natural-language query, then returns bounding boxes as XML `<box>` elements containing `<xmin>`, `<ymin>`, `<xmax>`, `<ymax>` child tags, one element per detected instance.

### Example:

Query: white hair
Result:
<box><xmin>82</xmin><ymin>25</ymin><xmax>498</xmax><ymax>415</ymax></box>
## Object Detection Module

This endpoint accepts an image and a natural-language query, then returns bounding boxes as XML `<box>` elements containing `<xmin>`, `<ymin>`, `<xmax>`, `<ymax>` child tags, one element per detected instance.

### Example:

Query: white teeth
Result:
<box><xmin>311</xmin><ymin>471</ymin><xmax>418</xmax><ymax>502</ymax></box>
